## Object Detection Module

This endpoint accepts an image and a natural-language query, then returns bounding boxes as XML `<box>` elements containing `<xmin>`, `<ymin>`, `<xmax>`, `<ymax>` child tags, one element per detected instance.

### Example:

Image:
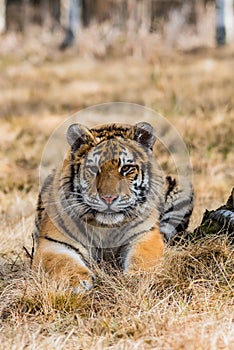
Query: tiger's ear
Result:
<box><xmin>133</xmin><ymin>122</ymin><xmax>156</xmax><ymax>150</ymax></box>
<box><xmin>66</xmin><ymin>123</ymin><xmax>93</xmax><ymax>151</ymax></box>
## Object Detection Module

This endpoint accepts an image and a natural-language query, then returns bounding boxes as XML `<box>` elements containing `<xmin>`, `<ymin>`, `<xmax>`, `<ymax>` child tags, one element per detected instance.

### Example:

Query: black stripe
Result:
<box><xmin>42</xmin><ymin>172</ymin><xmax>55</xmax><ymax>190</ymax></box>
<box><xmin>113</xmin><ymin>210</ymin><xmax>155</xmax><ymax>243</ymax></box>
<box><xmin>126</xmin><ymin>226</ymin><xmax>160</xmax><ymax>245</ymax></box>
<box><xmin>70</xmin><ymin>153</ymin><xmax>75</xmax><ymax>192</ymax></box>
<box><xmin>42</xmin><ymin>235</ymin><xmax>90</xmax><ymax>267</ymax></box>
<box><xmin>118</xmin><ymin>139</ymin><xmax>145</xmax><ymax>160</ymax></box>
<box><xmin>161</xmin><ymin>213</ymin><xmax>191</xmax><ymax>226</ymax></box>
<box><xmin>51</xmin><ymin>206</ymin><xmax>88</xmax><ymax>247</ymax></box>
<box><xmin>91</xmin><ymin>125</ymin><xmax>130</xmax><ymax>136</ymax></box>
<box><xmin>37</xmin><ymin>194</ymin><xmax>44</xmax><ymax>224</ymax></box>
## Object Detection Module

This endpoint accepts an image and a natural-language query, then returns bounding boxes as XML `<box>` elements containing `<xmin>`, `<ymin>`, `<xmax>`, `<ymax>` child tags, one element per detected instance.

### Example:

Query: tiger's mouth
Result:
<box><xmin>82</xmin><ymin>193</ymin><xmax>135</xmax><ymax>213</ymax></box>
<box><xmin>102</xmin><ymin>209</ymin><xmax>117</xmax><ymax>214</ymax></box>
<box><xmin>94</xmin><ymin>211</ymin><xmax>126</xmax><ymax>226</ymax></box>
<box><xmin>80</xmin><ymin>192</ymin><xmax>137</xmax><ymax>225</ymax></box>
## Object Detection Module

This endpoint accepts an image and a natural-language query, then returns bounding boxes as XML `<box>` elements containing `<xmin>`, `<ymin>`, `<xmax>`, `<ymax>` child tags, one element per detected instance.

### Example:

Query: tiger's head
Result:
<box><xmin>61</xmin><ymin>122</ymin><xmax>161</xmax><ymax>226</ymax></box>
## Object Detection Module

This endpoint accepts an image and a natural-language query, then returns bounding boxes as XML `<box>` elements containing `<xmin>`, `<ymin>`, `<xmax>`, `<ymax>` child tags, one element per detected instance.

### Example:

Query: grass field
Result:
<box><xmin>0</xmin><ymin>37</ymin><xmax>233</xmax><ymax>349</ymax></box>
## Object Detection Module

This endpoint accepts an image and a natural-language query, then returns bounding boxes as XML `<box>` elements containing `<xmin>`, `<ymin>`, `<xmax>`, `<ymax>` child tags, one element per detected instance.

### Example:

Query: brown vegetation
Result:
<box><xmin>0</xmin><ymin>35</ymin><xmax>233</xmax><ymax>349</ymax></box>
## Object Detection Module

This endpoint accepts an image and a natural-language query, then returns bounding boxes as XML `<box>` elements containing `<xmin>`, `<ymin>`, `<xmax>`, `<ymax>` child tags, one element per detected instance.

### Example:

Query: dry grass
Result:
<box><xmin>1</xmin><ymin>238</ymin><xmax>233</xmax><ymax>349</ymax></box>
<box><xmin>0</xmin><ymin>36</ymin><xmax>233</xmax><ymax>349</ymax></box>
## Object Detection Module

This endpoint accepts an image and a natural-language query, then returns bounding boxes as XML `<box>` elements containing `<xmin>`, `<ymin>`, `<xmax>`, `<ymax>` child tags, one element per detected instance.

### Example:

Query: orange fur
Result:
<box><xmin>33</xmin><ymin>215</ymin><xmax>94</xmax><ymax>291</ymax></box>
<box><xmin>33</xmin><ymin>240</ymin><xmax>94</xmax><ymax>291</ymax></box>
<box><xmin>125</xmin><ymin>228</ymin><xmax>164</xmax><ymax>272</ymax></box>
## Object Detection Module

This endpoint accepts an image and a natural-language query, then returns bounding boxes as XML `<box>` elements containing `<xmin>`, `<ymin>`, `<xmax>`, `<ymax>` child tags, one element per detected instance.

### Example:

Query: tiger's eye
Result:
<box><xmin>89</xmin><ymin>166</ymin><xmax>99</xmax><ymax>174</ymax></box>
<box><xmin>121</xmin><ymin>164</ymin><xmax>135</xmax><ymax>174</ymax></box>
<box><xmin>121</xmin><ymin>165</ymin><xmax>131</xmax><ymax>172</ymax></box>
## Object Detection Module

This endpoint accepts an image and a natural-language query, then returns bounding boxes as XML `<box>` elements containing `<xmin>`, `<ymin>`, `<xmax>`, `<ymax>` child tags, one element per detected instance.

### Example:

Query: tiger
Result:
<box><xmin>32</xmin><ymin>122</ymin><xmax>193</xmax><ymax>292</ymax></box>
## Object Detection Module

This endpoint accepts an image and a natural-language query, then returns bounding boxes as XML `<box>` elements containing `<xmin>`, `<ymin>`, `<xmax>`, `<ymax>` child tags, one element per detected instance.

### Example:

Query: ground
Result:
<box><xmin>0</xmin><ymin>38</ymin><xmax>233</xmax><ymax>349</ymax></box>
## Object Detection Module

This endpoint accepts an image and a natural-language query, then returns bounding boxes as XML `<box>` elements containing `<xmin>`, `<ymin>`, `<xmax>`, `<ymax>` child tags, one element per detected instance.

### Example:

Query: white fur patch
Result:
<box><xmin>43</xmin><ymin>241</ymin><xmax>87</xmax><ymax>268</ymax></box>
<box><xmin>95</xmin><ymin>212</ymin><xmax>125</xmax><ymax>225</ymax></box>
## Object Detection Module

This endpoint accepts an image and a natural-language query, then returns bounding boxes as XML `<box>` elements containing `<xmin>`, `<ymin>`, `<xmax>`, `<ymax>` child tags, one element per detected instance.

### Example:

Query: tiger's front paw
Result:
<box><xmin>32</xmin><ymin>242</ymin><xmax>95</xmax><ymax>294</ymax></box>
<box><xmin>70</xmin><ymin>270</ymin><xmax>95</xmax><ymax>294</ymax></box>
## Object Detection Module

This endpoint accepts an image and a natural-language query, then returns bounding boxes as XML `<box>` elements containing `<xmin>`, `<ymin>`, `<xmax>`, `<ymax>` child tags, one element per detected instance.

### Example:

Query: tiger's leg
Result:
<box><xmin>32</xmin><ymin>237</ymin><xmax>94</xmax><ymax>293</ymax></box>
<box><xmin>124</xmin><ymin>227</ymin><xmax>164</xmax><ymax>273</ymax></box>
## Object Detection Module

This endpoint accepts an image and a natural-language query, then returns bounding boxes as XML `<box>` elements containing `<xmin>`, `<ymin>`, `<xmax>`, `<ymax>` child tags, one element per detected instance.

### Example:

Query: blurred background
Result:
<box><xmin>0</xmin><ymin>3</ymin><xmax>233</xmax><ymax>348</ymax></box>
<box><xmin>0</xmin><ymin>0</ymin><xmax>233</xmax><ymax>239</ymax></box>
<box><xmin>1</xmin><ymin>0</ymin><xmax>234</xmax><ymax>52</ymax></box>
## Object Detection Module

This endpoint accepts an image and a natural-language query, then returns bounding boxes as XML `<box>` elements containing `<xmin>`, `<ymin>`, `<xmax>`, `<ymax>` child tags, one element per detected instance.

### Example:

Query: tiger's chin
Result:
<box><xmin>95</xmin><ymin>212</ymin><xmax>125</xmax><ymax>226</ymax></box>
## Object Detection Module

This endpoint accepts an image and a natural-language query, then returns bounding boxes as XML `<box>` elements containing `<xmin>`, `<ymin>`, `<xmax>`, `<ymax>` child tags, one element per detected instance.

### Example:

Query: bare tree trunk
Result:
<box><xmin>41</xmin><ymin>0</ymin><xmax>51</xmax><ymax>28</ymax></box>
<box><xmin>0</xmin><ymin>0</ymin><xmax>6</xmax><ymax>34</ymax></box>
<box><xmin>60</xmin><ymin>0</ymin><xmax>82</xmax><ymax>50</ymax></box>
<box><xmin>22</xmin><ymin>0</ymin><xmax>30</xmax><ymax>35</ymax></box>
<box><xmin>216</xmin><ymin>0</ymin><xmax>234</xmax><ymax>45</ymax></box>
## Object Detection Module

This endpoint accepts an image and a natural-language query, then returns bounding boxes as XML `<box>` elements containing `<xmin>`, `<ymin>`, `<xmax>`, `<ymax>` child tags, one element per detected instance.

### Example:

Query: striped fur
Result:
<box><xmin>160</xmin><ymin>176</ymin><xmax>194</xmax><ymax>241</ymax></box>
<box><xmin>32</xmin><ymin>122</ymin><xmax>193</xmax><ymax>292</ymax></box>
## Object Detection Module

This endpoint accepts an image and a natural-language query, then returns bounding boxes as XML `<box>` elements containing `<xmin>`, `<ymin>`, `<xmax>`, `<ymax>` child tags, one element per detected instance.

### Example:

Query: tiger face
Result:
<box><xmin>64</xmin><ymin>122</ymin><xmax>160</xmax><ymax>226</ymax></box>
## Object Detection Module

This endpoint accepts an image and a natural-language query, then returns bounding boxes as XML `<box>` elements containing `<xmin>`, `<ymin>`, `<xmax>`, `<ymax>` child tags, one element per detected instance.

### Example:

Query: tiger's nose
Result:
<box><xmin>101</xmin><ymin>195</ymin><xmax>118</xmax><ymax>205</ymax></box>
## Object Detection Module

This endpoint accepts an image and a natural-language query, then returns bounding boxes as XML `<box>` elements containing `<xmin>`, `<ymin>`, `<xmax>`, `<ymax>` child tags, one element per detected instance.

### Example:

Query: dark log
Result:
<box><xmin>169</xmin><ymin>187</ymin><xmax>234</xmax><ymax>245</ymax></box>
